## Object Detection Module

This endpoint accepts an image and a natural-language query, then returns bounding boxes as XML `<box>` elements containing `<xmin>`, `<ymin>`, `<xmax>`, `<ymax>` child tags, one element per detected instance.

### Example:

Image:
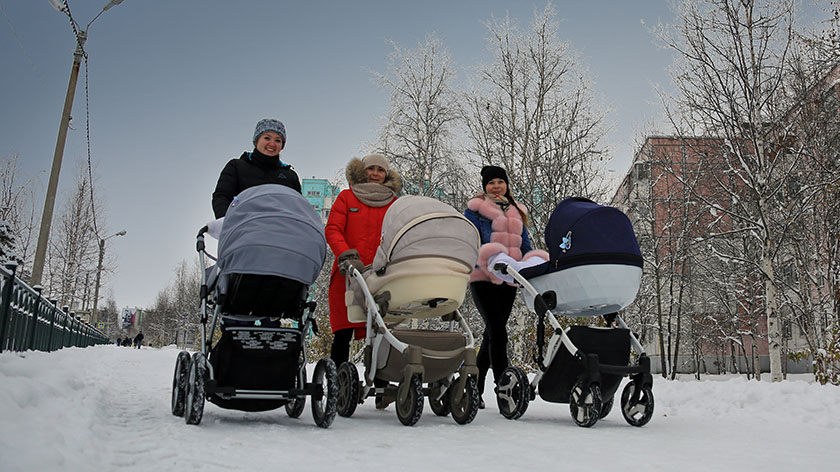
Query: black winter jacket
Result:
<box><xmin>212</xmin><ymin>150</ymin><xmax>302</xmax><ymax>218</ymax></box>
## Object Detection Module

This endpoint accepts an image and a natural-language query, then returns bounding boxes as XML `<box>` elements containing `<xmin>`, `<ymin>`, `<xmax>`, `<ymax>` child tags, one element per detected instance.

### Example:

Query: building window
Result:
<box><xmin>782</xmin><ymin>321</ymin><xmax>792</xmax><ymax>340</ymax></box>
<box><xmin>633</xmin><ymin>162</ymin><xmax>649</xmax><ymax>181</ymax></box>
<box><xmin>781</xmin><ymin>261</ymin><xmax>796</xmax><ymax>286</ymax></box>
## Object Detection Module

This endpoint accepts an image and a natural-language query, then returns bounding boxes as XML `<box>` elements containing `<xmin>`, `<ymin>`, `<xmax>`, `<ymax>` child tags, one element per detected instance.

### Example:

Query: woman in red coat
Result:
<box><xmin>325</xmin><ymin>153</ymin><xmax>402</xmax><ymax>371</ymax></box>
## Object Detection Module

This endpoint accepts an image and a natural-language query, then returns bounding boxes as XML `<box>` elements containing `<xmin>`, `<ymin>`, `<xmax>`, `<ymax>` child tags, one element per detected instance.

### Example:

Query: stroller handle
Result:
<box><xmin>196</xmin><ymin>225</ymin><xmax>208</xmax><ymax>252</ymax></box>
<box><xmin>493</xmin><ymin>262</ymin><xmax>509</xmax><ymax>274</ymax></box>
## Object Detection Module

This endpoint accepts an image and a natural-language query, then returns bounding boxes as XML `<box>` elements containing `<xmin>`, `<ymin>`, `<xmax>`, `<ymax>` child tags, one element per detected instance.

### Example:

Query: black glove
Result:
<box><xmin>338</xmin><ymin>249</ymin><xmax>365</xmax><ymax>276</ymax></box>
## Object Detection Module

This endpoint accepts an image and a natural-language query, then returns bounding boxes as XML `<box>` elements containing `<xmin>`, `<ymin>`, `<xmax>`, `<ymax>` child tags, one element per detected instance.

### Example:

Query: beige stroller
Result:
<box><xmin>335</xmin><ymin>195</ymin><xmax>481</xmax><ymax>426</ymax></box>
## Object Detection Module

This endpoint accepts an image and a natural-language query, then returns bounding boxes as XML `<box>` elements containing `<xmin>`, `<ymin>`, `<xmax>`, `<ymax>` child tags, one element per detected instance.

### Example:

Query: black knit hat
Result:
<box><xmin>481</xmin><ymin>165</ymin><xmax>509</xmax><ymax>190</ymax></box>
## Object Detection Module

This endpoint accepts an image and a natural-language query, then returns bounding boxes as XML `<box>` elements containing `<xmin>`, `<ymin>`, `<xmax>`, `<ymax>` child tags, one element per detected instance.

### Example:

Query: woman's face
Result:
<box><xmin>365</xmin><ymin>165</ymin><xmax>387</xmax><ymax>184</ymax></box>
<box><xmin>255</xmin><ymin>131</ymin><xmax>284</xmax><ymax>156</ymax></box>
<box><xmin>485</xmin><ymin>178</ymin><xmax>507</xmax><ymax>196</ymax></box>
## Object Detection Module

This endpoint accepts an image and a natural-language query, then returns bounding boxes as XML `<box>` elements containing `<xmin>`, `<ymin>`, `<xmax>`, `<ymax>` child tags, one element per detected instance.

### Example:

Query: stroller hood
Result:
<box><xmin>522</xmin><ymin>197</ymin><xmax>642</xmax><ymax>279</ymax></box>
<box><xmin>372</xmin><ymin>195</ymin><xmax>479</xmax><ymax>273</ymax></box>
<box><xmin>218</xmin><ymin>184</ymin><xmax>326</xmax><ymax>287</ymax></box>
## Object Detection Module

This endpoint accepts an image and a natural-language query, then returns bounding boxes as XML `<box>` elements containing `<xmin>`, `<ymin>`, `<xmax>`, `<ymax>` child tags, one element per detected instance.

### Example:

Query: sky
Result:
<box><xmin>1</xmin><ymin>345</ymin><xmax>838</xmax><ymax>471</ymax></box>
<box><xmin>0</xmin><ymin>1</ymin><xmax>832</xmax><ymax>309</ymax></box>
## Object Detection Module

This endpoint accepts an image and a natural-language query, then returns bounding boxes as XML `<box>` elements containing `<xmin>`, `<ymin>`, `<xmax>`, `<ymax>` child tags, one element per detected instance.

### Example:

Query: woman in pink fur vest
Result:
<box><xmin>463</xmin><ymin>165</ymin><xmax>547</xmax><ymax>409</ymax></box>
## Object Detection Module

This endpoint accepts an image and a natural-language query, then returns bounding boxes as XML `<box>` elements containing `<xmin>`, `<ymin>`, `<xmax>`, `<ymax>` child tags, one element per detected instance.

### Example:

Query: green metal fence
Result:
<box><xmin>0</xmin><ymin>262</ymin><xmax>109</xmax><ymax>353</ymax></box>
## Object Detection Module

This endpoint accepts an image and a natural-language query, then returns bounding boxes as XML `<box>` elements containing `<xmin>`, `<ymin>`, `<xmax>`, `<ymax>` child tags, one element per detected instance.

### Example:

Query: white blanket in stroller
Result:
<box><xmin>487</xmin><ymin>252</ymin><xmax>548</xmax><ymax>284</ymax></box>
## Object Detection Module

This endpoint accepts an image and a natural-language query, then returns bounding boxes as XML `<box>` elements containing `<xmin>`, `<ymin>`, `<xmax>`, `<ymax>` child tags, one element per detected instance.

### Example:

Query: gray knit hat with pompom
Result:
<box><xmin>253</xmin><ymin>119</ymin><xmax>286</xmax><ymax>149</ymax></box>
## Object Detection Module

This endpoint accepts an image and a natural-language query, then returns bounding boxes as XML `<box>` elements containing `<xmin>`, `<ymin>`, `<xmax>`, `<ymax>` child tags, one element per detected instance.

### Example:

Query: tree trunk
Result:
<box><xmin>762</xmin><ymin>251</ymin><xmax>783</xmax><ymax>382</ymax></box>
<box><xmin>654</xmin><ymin>268</ymin><xmax>667</xmax><ymax>377</ymax></box>
<box><xmin>670</xmin><ymin>273</ymin><xmax>685</xmax><ymax>380</ymax></box>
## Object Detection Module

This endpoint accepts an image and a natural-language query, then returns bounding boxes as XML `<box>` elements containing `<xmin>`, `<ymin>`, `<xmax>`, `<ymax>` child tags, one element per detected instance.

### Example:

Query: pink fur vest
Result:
<box><xmin>466</xmin><ymin>196</ymin><xmax>547</xmax><ymax>284</ymax></box>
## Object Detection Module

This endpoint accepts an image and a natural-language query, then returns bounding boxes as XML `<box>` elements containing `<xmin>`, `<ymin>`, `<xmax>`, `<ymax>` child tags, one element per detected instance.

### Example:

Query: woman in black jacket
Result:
<box><xmin>212</xmin><ymin>118</ymin><xmax>302</xmax><ymax>218</ymax></box>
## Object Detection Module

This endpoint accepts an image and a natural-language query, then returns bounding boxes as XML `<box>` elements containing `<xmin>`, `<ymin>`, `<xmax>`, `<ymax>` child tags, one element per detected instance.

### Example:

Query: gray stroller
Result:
<box><xmin>171</xmin><ymin>184</ymin><xmax>338</xmax><ymax>427</ymax></box>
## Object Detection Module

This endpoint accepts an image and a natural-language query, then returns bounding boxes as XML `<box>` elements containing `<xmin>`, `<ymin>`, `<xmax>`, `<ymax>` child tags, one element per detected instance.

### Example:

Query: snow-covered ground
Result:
<box><xmin>1</xmin><ymin>345</ymin><xmax>837</xmax><ymax>471</ymax></box>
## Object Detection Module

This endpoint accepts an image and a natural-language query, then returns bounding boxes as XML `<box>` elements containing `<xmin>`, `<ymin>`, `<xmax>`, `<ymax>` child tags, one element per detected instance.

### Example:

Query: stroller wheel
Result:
<box><xmin>497</xmin><ymin>366</ymin><xmax>530</xmax><ymax>420</ymax></box>
<box><xmin>184</xmin><ymin>352</ymin><xmax>207</xmax><ymax>425</ymax></box>
<box><xmin>600</xmin><ymin>396</ymin><xmax>614</xmax><ymax>419</ymax></box>
<box><xmin>620</xmin><ymin>382</ymin><xmax>654</xmax><ymax>427</ymax></box>
<box><xmin>336</xmin><ymin>362</ymin><xmax>361</xmax><ymax>418</ymax></box>
<box><xmin>285</xmin><ymin>371</ymin><xmax>306</xmax><ymax>419</ymax></box>
<box><xmin>396</xmin><ymin>374</ymin><xmax>424</xmax><ymax>426</ymax></box>
<box><xmin>171</xmin><ymin>351</ymin><xmax>191</xmax><ymax>417</ymax></box>
<box><xmin>428</xmin><ymin>381</ymin><xmax>451</xmax><ymax>417</ymax></box>
<box><xmin>449</xmin><ymin>375</ymin><xmax>480</xmax><ymax>425</ymax></box>
<box><xmin>311</xmin><ymin>358</ymin><xmax>338</xmax><ymax>428</ymax></box>
<box><xmin>569</xmin><ymin>380</ymin><xmax>602</xmax><ymax>428</ymax></box>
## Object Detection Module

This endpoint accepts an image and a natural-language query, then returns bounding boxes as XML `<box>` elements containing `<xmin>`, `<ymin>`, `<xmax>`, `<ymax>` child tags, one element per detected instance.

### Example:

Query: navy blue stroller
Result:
<box><xmin>490</xmin><ymin>197</ymin><xmax>654</xmax><ymax>427</ymax></box>
<box><xmin>171</xmin><ymin>184</ymin><xmax>338</xmax><ymax>427</ymax></box>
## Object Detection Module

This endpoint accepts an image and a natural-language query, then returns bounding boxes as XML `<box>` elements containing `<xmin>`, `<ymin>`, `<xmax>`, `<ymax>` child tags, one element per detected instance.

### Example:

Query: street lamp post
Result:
<box><xmin>30</xmin><ymin>0</ymin><xmax>126</xmax><ymax>286</ymax></box>
<box><xmin>92</xmin><ymin>230</ymin><xmax>126</xmax><ymax>326</ymax></box>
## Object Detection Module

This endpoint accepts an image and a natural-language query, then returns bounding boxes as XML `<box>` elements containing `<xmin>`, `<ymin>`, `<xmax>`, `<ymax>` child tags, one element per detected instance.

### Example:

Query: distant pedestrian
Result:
<box><xmin>116</xmin><ymin>337</ymin><xmax>122</xmax><ymax>346</ymax></box>
<box><xmin>134</xmin><ymin>331</ymin><xmax>144</xmax><ymax>349</ymax></box>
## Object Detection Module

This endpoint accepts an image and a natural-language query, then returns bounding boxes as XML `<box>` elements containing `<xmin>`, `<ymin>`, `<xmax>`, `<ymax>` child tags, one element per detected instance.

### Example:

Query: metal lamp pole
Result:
<box><xmin>92</xmin><ymin>230</ymin><xmax>126</xmax><ymax>326</ymax></box>
<box><xmin>30</xmin><ymin>0</ymin><xmax>126</xmax><ymax>286</ymax></box>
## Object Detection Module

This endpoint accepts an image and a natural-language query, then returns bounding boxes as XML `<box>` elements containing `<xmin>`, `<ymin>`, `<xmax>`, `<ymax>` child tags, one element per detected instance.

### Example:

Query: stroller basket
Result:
<box><xmin>538</xmin><ymin>326</ymin><xmax>630</xmax><ymax>403</ymax></box>
<box><xmin>207</xmin><ymin>322</ymin><xmax>302</xmax><ymax>411</ymax></box>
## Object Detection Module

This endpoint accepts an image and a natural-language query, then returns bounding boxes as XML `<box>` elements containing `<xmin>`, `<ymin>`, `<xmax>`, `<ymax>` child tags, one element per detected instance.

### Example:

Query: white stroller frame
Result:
<box><xmin>338</xmin><ymin>264</ymin><xmax>480</xmax><ymax>426</ymax></box>
<box><xmin>492</xmin><ymin>262</ymin><xmax>655</xmax><ymax>428</ymax></box>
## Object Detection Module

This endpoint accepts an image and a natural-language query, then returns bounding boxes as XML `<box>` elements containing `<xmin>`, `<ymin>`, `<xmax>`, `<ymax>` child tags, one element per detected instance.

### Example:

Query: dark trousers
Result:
<box><xmin>471</xmin><ymin>281</ymin><xmax>518</xmax><ymax>394</ymax></box>
<box><xmin>330</xmin><ymin>328</ymin><xmax>354</xmax><ymax>367</ymax></box>
<box><xmin>331</xmin><ymin>327</ymin><xmax>388</xmax><ymax>389</ymax></box>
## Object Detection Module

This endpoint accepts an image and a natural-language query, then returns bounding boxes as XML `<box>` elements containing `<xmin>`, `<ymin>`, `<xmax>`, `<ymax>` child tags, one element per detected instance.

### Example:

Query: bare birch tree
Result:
<box><xmin>655</xmin><ymin>0</ymin><xmax>835</xmax><ymax>381</ymax></box>
<box><xmin>0</xmin><ymin>154</ymin><xmax>37</xmax><ymax>272</ymax></box>
<box><xmin>773</xmin><ymin>14</ymin><xmax>840</xmax><ymax>378</ymax></box>
<box><xmin>143</xmin><ymin>258</ymin><xmax>203</xmax><ymax>347</ymax></box>
<box><xmin>375</xmin><ymin>33</ymin><xmax>470</xmax><ymax>208</ymax></box>
<box><xmin>43</xmin><ymin>161</ymin><xmax>102</xmax><ymax>309</ymax></box>
<box><xmin>462</xmin><ymin>4</ymin><xmax>610</xmax><ymax>246</ymax></box>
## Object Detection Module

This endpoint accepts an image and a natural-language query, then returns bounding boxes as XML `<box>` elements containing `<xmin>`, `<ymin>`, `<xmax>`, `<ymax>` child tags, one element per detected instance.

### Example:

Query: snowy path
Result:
<box><xmin>1</xmin><ymin>345</ymin><xmax>838</xmax><ymax>471</ymax></box>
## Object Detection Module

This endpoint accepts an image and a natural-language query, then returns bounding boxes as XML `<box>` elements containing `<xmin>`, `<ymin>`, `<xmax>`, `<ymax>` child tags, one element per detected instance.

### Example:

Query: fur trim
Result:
<box><xmin>346</xmin><ymin>157</ymin><xmax>403</xmax><ymax>193</ymax></box>
<box><xmin>468</xmin><ymin>193</ymin><xmax>528</xmax><ymax>215</ymax></box>
<box><xmin>468</xmin><ymin>195</ymin><xmax>525</xmax><ymax>261</ymax></box>
<box><xmin>472</xmin><ymin>242</ymin><xmax>509</xmax><ymax>284</ymax></box>
<box><xmin>467</xmin><ymin>196</ymin><xmax>503</xmax><ymax>219</ymax></box>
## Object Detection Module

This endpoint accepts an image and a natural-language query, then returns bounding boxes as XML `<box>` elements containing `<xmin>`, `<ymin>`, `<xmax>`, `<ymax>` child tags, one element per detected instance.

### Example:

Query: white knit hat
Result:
<box><xmin>361</xmin><ymin>153</ymin><xmax>390</xmax><ymax>171</ymax></box>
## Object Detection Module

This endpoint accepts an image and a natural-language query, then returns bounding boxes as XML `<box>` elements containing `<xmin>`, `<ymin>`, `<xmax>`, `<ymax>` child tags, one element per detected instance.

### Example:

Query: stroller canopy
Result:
<box><xmin>372</xmin><ymin>195</ymin><xmax>479</xmax><ymax>273</ymax></box>
<box><xmin>522</xmin><ymin>197</ymin><xmax>642</xmax><ymax>278</ymax></box>
<box><xmin>218</xmin><ymin>184</ymin><xmax>326</xmax><ymax>287</ymax></box>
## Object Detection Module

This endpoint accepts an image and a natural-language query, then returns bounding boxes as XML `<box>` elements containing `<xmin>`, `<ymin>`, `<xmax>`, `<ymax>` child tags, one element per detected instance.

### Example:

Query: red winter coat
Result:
<box><xmin>325</xmin><ymin>159</ymin><xmax>402</xmax><ymax>335</ymax></box>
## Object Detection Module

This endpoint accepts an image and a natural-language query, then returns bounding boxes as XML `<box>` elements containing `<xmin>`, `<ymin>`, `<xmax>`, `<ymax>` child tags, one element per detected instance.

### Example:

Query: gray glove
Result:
<box><xmin>338</xmin><ymin>249</ymin><xmax>365</xmax><ymax>276</ymax></box>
